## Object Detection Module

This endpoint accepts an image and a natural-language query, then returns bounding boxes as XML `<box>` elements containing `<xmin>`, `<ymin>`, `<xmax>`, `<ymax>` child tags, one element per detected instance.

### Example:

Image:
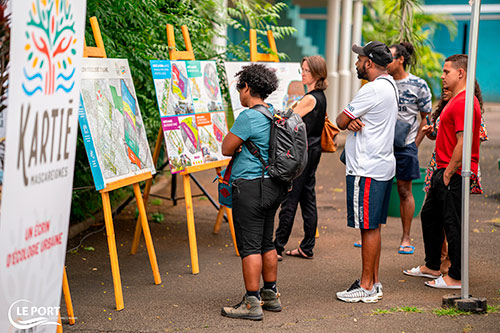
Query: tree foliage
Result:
<box><xmin>362</xmin><ymin>0</ymin><xmax>457</xmax><ymax>96</ymax></box>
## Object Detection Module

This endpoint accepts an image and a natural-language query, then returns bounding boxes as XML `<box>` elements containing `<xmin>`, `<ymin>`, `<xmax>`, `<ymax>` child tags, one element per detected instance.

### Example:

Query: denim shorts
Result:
<box><xmin>394</xmin><ymin>142</ymin><xmax>420</xmax><ymax>181</ymax></box>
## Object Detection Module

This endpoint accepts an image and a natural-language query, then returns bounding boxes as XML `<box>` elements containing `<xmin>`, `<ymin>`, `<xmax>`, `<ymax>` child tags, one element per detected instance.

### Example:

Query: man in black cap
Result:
<box><xmin>336</xmin><ymin>41</ymin><xmax>398</xmax><ymax>303</ymax></box>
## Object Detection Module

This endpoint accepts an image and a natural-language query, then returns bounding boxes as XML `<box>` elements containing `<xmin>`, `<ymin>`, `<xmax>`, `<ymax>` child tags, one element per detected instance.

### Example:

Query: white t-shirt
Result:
<box><xmin>343</xmin><ymin>75</ymin><xmax>398</xmax><ymax>181</ymax></box>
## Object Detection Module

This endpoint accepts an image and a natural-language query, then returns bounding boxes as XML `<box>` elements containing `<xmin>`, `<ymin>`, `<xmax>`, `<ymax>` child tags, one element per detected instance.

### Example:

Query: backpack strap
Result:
<box><xmin>250</xmin><ymin>104</ymin><xmax>274</xmax><ymax>120</ymax></box>
<box><xmin>243</xmin><ymin>104</ymin><xmax>274</xmax><ymax>170</ymax></box>
<box><xmin>377</xmin><ymin>77</ymin><xmax>399</xmax><ymax>106</ymax></box>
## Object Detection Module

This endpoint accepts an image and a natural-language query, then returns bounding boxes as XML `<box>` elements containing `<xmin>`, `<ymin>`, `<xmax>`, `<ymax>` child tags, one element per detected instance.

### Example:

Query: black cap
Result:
<box><xmin>352</xmin><ymin>41</ymin><xmax>393</xmax><ymax>67</ymax></box>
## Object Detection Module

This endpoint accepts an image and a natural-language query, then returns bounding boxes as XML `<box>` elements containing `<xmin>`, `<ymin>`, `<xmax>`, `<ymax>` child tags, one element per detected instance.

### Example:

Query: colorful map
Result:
<box><xmin>79</xmin><ymin>58</ymin><xmax>155</xmax><ymax>190</ymax></box>
<box><xmin>150</xmin><ymin>60</ymin><xmax>228</xmax><ymax>174</ymax></box>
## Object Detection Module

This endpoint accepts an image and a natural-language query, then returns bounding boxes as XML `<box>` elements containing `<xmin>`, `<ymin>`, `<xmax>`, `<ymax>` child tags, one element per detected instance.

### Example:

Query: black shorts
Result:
<box><xmin>232</xmin><ymin>178</ymin><xmax>286</xmax><ymax>258</ymax></box>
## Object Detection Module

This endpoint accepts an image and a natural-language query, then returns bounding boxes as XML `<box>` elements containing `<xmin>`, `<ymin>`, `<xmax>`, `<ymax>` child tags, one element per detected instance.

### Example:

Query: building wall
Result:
<box><xmin>226</xmin><ymin>1</ymin><xmax>500</xmax><ymax>101</ymax></box>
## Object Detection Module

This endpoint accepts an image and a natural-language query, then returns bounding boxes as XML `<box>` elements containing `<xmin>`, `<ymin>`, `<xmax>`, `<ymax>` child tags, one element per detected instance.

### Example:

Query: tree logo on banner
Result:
<box><xmin>22</xmin><ymin>0</ymin><xmax>77</xmax><ymax>96</ymax></box>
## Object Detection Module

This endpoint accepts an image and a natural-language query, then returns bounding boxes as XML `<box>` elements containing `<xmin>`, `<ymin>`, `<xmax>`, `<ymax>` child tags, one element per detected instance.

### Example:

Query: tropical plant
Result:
<box><xmin>362</xmin><ymin>0</ymin><xmax>457</xmax><ymax>96</ymax></box>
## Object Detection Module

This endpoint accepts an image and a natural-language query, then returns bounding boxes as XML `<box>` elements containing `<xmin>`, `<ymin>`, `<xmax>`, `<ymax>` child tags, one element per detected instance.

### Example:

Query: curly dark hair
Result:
<box><xmin>235</xmin><ymin>64</ymin><xmax>278</xmax><ymax>100</ymax></box>
<box><xmin>389</xmin><ymin>42</ymin><xmax>415</xmax><ymax>70</ymax></box>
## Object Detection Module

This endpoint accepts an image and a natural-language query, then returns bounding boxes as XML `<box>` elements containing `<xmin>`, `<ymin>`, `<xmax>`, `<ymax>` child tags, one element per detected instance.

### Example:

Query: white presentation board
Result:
<box><xmin>224</xmin><ymin>62</ymin><xmax>305</xmax><ymax>119</ymax></box>
<box><xmin>0</xmin><ymin>1</ymin><xmax>86</xmax><ymax>331</ymax></box>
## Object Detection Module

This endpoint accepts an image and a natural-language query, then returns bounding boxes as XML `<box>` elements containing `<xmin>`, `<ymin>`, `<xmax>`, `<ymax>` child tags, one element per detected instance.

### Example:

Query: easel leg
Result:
<box><xmin>131</xmin><ymin>179</ymin><xmax>152</xmax><ymax>254</ymax></box>
<box><xmin>183</xmin><ymin>174</ymin><xmax>199</xmax><ymax>274</ymax></box>
<box><xmin>132</xmin><ymin>128</ymin><xmax>163</xmax><ymax>254</ymax></box>
<box><xmin>133</xmin><ymin>183</ymin><xmax>162</xmax><ymax>285</ymax></box>
<box><xmin>57</xmin><ymin>312</ymin><xmax>63</xmax><ymax>333</ymax></box>
<box><xmin>225</xmin><ymin>207</ymin><xmax>239</xmax><ymax>257</ymax></box>
<box><xmin>213</xmin><ymin>207</ymin><xmax>224</xmax><ymax>234</ymax></box>
<box><xmin>62</xmin><ymin>267</ymin><xmax>75</xmax><ymax>325</ymax></box>
<box><xmin>101</xmin><ymin>192</ymin><xmax>124</xmax><ymax>311</ymax></box>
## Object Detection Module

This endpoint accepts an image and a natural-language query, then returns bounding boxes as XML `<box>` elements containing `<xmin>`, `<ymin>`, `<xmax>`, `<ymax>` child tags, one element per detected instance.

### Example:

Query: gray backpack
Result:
<box><xmin>245</xmin><ymin>105</ymin><xmax>308</xmax><ymax>183</ymax></box>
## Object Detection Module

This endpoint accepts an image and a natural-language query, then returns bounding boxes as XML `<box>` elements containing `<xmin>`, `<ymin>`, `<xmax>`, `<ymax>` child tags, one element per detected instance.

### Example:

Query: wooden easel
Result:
<box><xmin>83</xmin><ymin>16</ymin><xmax>161</xmax><ymax>311</ymax></box>
<box><xmin>249</xmin><ymin>29</ymin><xmax>320</xmax><ymax>239</ymax></box>
<box><xmin>58</xmin><ymin>267</ymin><xmax>75</xmax><ymax>332</ymax></box>
<box><xmin>131</xmin><ymin>24</ymin><xmax>239</xmax><ymax>275</ymax></box>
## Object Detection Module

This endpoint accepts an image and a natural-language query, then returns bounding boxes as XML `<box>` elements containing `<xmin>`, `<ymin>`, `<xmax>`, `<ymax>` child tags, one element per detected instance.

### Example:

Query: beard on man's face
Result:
<box><xmin>356</xmin><ymin>63</ymin><xmax>367</xmax><ymax>80</ymax></box>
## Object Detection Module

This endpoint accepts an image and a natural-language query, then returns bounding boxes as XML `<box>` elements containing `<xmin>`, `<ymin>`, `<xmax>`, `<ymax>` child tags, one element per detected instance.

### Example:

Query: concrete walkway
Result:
<box><xmin>62</xmin><ymin>104</ymin><xmax>500</xmax><ymax>332</ymax></box>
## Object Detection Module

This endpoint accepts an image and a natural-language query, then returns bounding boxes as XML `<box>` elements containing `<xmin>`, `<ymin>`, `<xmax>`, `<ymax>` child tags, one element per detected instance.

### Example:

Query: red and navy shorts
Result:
<box><xmin>346</xmin><ymin>175</ymin><xmax>393</xmax><ymax>230</ymax></box>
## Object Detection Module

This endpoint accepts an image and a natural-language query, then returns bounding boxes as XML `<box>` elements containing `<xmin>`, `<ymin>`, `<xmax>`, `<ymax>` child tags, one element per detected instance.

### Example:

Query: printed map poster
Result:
<box><xmin>161</xmin><ymin>115</ymin><xmax>204</xmax><ymax>173</ymax></box>
<box><xmin>224</xmin><ymin>62</ymin><xmax>304</xmax><ymax>119</ymax></box>
<box><xmin>0</xmin><ymin>1</ymin><xmax>86</xmax><ymax>332</ymax></box>
<box><xmin>196</xmin><ymin>112</ymin><xmax>228</xmax><ymax>162</ymax></box>
<box><xmin>79</xmin><ymin>58</ymin><xmax>155</xmax><ymax>190</ymax></box>
<box><xmin>151</xmin><ymin>60</ymin><xmax>228</xmax><ymax>174</ymax></box>
<box><xmin>186</xmin><ymin>61</ymin><xmax>224</xmax><ymax>113</ymax></box>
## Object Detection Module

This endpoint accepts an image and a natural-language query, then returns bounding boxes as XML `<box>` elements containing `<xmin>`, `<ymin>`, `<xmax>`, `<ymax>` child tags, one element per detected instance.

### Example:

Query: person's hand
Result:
<box><xmin>443</xmin><ymin>172</ymin><xmax>451</xmax><ymax>186</ymax></box>
<box><xmin>347</xmin><ymin>118</ymin><xmax>365</xmax><ymax>132</ymax></box>
<box><xmin>236</xmin><ymin>145</ymin><xmax>242</xmax><ymax>153</ymax></box>
<box><xmin>422</xmin><ymin>124</ymin><xmax>436</xmax><ymax>139</ymax></box>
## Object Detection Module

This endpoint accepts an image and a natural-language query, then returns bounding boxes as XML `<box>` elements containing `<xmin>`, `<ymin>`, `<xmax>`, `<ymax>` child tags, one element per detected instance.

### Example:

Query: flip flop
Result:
<box><xmin>277</xmin><ymin>254</ymin><xmax>283</xmax><ymax>262</ymax></box>
<box><xmin>398</xmin><ymin>245</ymin><xmax>415</xmax><ymax>254</ymax></box>
<box><xmin>425</xmin><ymin>276</ymin><xmax>461</xmax><ymax>289</ymax></box>
<box><xmin>285</xmin><ymin>248</ymin><xmax>313</xmax><ymax>259</ymax></box>
<box><xmin>353</xmin><ymin>241</ymin><xmax>362</xmax><ymax>248</ymax></box>
<box><xmin>403</xmin><ymin>266</ymin><xmax>442</xmax><ymax>279</ymax></box>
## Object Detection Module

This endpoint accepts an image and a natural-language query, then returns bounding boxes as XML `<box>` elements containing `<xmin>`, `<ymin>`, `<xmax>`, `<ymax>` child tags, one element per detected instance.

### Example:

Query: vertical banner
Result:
<box><xmin>0</xmin><ymin>1</ymin><xmax>86</xmax><ymax>332</ymax></box>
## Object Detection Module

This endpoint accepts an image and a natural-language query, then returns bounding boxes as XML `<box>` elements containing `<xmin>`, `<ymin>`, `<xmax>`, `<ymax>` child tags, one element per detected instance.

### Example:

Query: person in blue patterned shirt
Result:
<box><xmin>387</xmin><ymin>42</ymin><xmax>432</xmax><ymax>255</ymax></box>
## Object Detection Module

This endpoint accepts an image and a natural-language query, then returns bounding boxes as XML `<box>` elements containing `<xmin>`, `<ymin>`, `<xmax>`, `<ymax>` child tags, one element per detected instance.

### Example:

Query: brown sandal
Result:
<box><xmin>285</xmin><ymin>248</ymin><xmax>313</xmax><ymax>259</ymax></box>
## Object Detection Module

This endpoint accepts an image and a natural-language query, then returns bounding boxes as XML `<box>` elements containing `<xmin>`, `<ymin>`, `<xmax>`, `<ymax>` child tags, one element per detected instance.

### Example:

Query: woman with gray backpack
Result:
<box><xmin>220</xmin><ymin>64</ymin><xmax>289</xmax><ymax>321</ymax></box>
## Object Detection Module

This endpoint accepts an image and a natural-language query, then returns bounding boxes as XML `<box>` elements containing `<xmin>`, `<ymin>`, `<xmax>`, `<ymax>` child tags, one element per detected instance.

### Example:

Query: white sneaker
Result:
<box><xmin>336</xmin><ymin>280</ymin><xmax>378</xmax><ymax>303</ymax></box>
<box><xmin>374</xmin><ymin>282</ymin><xmax>383</xmax><ymax>299</ymax></box>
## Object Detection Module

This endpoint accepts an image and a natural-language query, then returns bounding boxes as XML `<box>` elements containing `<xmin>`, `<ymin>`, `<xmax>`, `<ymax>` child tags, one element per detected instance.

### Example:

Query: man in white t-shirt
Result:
<box><xmin>336</xmin><ymin>41</ymin><xmax>398</xmax><ymax>303</ymax></box>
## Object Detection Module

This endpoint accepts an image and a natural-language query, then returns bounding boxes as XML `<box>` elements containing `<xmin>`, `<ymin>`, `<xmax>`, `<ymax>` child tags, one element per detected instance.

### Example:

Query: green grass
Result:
<box><xmin>152</xmin><ymin>212</ymin><xmax>165</xmax><ymax>223</ymax></box>
<box><xmin>432</xmin><ymin>307</ymin><xmax>472</xmax><ymax>317</ymax></box>
<box><xmin>151</xmin><ymin>198</ymin><xmax>162</xmax><ymax>206</ymax></box>
<box><xmin>487</xmin><ymin>304</ymin><xmax>500</xmax><ymax>313</ymax></box>
<box><xmin>372</xmin><ymin>306</ymin><xmax>423</xmax><ymax>315</ymax></box>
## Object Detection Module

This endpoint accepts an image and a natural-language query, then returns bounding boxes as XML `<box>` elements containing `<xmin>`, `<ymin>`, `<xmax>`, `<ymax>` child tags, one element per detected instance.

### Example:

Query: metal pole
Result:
<box><xmin>461</xmin><ymin>0</ymin><xmax>481</xmax><ymax>300</ymax></box>
<box><xmin>338</xmin><ymin>0</ymin><xmax>353</xmax><ymax>113</ymax></box>
<box><xmin>325</xmin><ymin>0</ymin><xmax>341</xmax><ymax>117</ymax></box>
<box><xmin>350</xmin><ymin>0</ymin><xmax>363</xmax><ymax>97</ymax></box>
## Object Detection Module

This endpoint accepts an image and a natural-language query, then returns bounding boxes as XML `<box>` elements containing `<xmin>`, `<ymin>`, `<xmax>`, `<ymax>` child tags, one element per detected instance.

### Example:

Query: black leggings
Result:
<box><xmin>274</xmin><ymin>144</ymin><xmax>322</xmax><ymax>257</ymax></box>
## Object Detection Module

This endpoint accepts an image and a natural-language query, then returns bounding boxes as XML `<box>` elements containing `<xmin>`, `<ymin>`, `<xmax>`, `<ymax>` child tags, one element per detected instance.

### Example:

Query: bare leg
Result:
<box><xmin>373</xmin><ymin>226</ymin><xmax>381</xmax><ymax>283</ymax></box>
<box><xmin>261</xmin><ymin>249</ymin><xmax>278</xmax><ymax>282</ymax></box>
<box><xmin>397</xmin><ymin>179</ymin><xmax>414</xmax><ymax>249</ymax></box>
<box><xmin>360</xmin><ymin>227</ymin><xmax>381</xmax><ymax>291</ymax></box>
<box><xmin>242</xmin><ymin>254</ymin><xmax>262</xmax><ymax>292</ymax></box>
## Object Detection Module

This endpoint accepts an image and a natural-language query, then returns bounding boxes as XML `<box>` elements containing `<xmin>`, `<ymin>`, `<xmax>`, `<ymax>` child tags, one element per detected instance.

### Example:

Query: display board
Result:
<box><xmin>224</xmin><ymin>61</ymin><xmax>305</xmax><ymax>119</ymax></box>
<box><xmin>150</xmin><ymin>60</ymin><xmax>228</xmax><ymax>174</ymax></box>
<box><xmin>0</xmin><ymin>0</ymin><xmax>86</xmax><ymax>331</ymax></box>
<box><xmin>79</xmin><ymin>58</ymin><xmax>155</xmax><ymax>190</ymax></box>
